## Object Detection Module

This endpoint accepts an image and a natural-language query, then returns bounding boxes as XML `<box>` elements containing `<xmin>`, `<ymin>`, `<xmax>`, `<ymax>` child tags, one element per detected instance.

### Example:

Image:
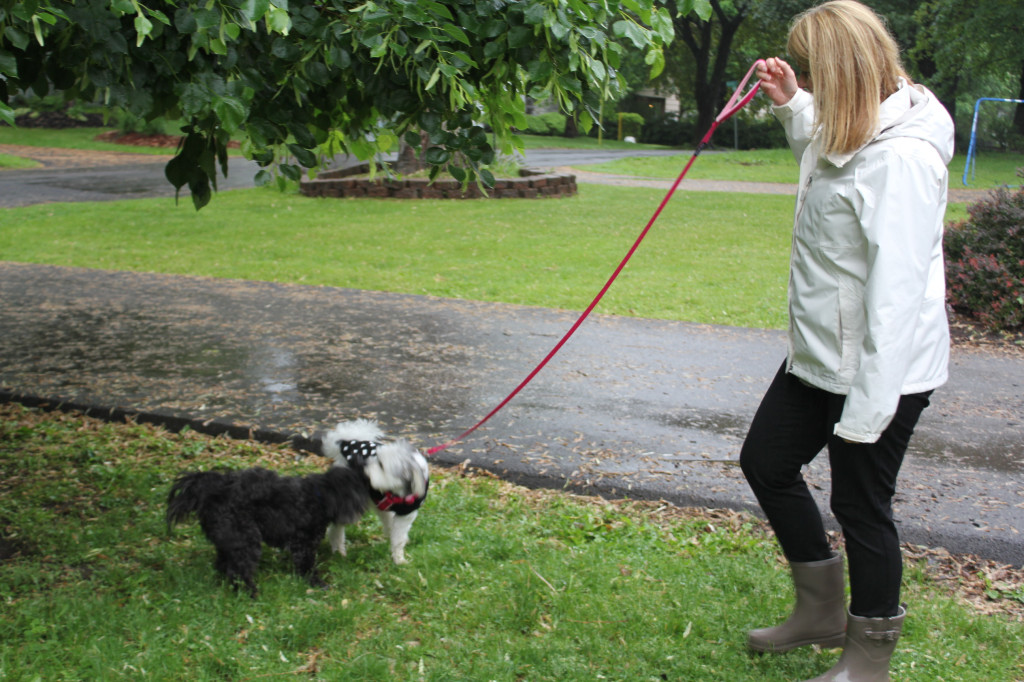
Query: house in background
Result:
<box><xmin>629</xmin><ymin>88</ymin><xmax>681</xmax><ymax>117</ymax></box>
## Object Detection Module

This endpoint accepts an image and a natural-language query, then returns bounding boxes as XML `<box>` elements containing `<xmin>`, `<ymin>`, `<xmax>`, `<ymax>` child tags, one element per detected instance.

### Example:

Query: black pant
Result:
<box><xmin>739</xmin><ymin>361</ymin><xmax>931</xmax><ymax>618</ymax></box>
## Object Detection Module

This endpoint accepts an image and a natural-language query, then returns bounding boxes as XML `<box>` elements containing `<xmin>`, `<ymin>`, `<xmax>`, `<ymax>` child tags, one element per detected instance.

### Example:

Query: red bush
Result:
<box><xmin>944</xmin><ymin>171</ymin><xmax>1024</xmax><ymax>332</ymax></box>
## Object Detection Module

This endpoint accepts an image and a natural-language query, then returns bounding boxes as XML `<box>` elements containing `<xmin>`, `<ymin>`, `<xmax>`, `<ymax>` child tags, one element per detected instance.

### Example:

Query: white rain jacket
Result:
<box><xmin>773</xmin><ymin>80</ymin><xmax>955</xmax><ymax>443</ymax></box>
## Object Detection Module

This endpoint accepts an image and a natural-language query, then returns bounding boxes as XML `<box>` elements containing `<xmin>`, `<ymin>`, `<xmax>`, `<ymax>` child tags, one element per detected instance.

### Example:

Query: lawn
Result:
<box><xmin>1</xmin><ymin>403</ymin><xmax>1021</xmax><ymax>681</ymax></box>
<box><xmin>0</xmin><ymin>184</ymin><xmax>796</xmax><ymax>329</ymax></box>
<box><xmin>0</xmin><ymin>126</ymin><xmax>175</xmax><ymax>156</ymax></box>
<box><xmin>580</xmin><ymin>147</ymin><xmax>1024</xmax><ymax>190</ymax></box>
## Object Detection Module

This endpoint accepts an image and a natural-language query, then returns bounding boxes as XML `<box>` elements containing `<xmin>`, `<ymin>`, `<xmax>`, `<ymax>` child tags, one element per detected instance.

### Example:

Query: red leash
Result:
<box><xmin>427</xmin><ymin>63</ymin><xmax>762</xmax><ymax>456</ymax></box>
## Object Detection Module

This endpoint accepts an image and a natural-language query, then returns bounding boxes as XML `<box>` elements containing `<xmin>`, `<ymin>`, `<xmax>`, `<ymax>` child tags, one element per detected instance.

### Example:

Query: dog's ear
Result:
<box><xmin>370</xmin><ymin>440</ymin><xmax>429</xmax><ymax>497</ymax></box>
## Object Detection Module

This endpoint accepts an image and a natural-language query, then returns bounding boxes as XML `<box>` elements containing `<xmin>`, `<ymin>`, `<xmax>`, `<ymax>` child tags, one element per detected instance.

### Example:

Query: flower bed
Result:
<box><xmin>299</xmin><ymin>164</ymin><xmax>576</xmax><ymax>199</ymax></box>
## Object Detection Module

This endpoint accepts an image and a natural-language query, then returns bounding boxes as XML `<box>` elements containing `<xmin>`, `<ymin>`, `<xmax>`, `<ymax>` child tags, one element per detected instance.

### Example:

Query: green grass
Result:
<box><xmin>0</xmin><ymin>184</ymin><xmax>795</xmax><ymax>329</ymax></box>
<box><xmin>517</xmin><ymin>132</ymin><xmax>675</xmax><ymax>151</ymax></box>
<box><xmin>0</xmin><ymin>153</ymin><xmax>41</xmax><ymax>169</ymax></box>
<box><xmin>582</xmin><ymin>148</ymin><xmax>801</xmax><ymax>184</ymax></box>
<box><xmin>1</xmin><ymin>403</ymin><xmax>1021</xmax><ymax>681</ymax></box>
<box><xmin>0</xmin><ymin>126</ymin><xmax>174</xmax><ymax>156</ymax></box>
<box><xmin>579</xmin><ymin>148</ymin><xmax>1024</xmax><ymax>190</ymax></box>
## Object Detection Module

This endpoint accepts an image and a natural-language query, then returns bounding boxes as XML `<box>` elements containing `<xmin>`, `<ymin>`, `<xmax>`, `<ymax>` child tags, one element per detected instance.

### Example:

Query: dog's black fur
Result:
<box><xmin>166</xmin><ymin>466</ymin><xmax>368</xmax><ymax>597</ymax></box>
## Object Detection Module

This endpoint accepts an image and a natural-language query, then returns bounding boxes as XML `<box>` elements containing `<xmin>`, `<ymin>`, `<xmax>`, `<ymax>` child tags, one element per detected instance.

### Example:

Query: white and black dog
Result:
<box><xmin>166</xmin><ymin>420</ymin><xmax>428</xmax><ymax>596</ymax></box>
<box><xmin>320</xmin><ymin>419</ymin><xmax>429</xmax><ymax>565</ymax></box>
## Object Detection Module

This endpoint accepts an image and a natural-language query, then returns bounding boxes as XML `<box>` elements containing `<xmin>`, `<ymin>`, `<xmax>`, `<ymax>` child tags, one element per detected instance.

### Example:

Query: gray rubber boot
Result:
<box><xmin>804</xmin><ymin>605</ymin><xmax>906</xmax><ymax>681</ymax></box>
<box><xmin>747</xmin><ymin>553</ymin><xmax>847</xmax><ymax>653</ymax></box>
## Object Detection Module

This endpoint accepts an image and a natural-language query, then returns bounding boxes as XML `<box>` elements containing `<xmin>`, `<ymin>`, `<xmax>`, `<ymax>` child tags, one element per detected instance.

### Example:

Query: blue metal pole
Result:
<box><xmin>963</xmin><ymin>97</ymin><xmax>1024</xmax><ymax>186</ymax></box>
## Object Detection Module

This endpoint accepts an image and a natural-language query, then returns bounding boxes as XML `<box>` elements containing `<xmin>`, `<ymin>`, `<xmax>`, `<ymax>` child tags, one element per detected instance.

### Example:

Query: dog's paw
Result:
<box><xmin>391</xmin><ymin>553</ymin><xmax>409</xmax><ymax>565</ymax></box>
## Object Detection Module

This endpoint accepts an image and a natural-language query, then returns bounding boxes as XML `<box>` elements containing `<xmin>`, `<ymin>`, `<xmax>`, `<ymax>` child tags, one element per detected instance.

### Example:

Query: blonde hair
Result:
<box><xmin>787</xmin><ymin>0</ymin><xmax>909</xmax><ymax>155</ymax></box>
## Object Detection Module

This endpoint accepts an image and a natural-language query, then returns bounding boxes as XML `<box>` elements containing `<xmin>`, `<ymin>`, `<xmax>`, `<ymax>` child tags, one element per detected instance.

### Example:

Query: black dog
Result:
<box><xmin>166</xmin><ymin>465</ymin><xmax>368</xmax><ymax>597</ymax></box>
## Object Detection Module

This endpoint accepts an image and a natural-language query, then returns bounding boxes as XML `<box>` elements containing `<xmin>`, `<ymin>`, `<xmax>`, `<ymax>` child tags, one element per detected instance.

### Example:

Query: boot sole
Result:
<box><xmin>747</xmin><ymin>631</ymin><xmax>846</xmax><ymax>654</ymax></box>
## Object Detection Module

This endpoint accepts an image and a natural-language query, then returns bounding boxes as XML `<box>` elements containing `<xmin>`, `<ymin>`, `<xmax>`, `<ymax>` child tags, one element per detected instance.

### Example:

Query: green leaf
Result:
<box><xmin>451</xmin><ymin>51</ymin><xmax>477</xmax><ymax>68</ymax></box>
<box><xmin>612</xmin><ymin>20</ymin><xmax>647</xmax><ymax>49</ymax></box>
<box><xmin>287</xmin><ymin>143</ymin><xmax>317</xmax><ymax>167</ymax></box>
<box><xmin>650</xmin><ymin>7</ymin><xmax>674</xmax><ymax>42</ymax></box>
<box><xmin>265</xmin><ymin>5</ymin><xmax>291</xmax><ymax>35</ymax></box>
<box><xmin>174</xmin><ymin>8</ymin><xmax>197</xmax><ymax>33</ymax></box>
<box><xmin>289</xmin><ymin>124</ymin><xmax>317</xmax><ymax>150</ymax></box>
<box><xmin>404</xmin><ymin>131</ymin><xmax>423</xmax><ymax>148</ymax></box>
<box><xmin>147</xmin><ymin>9</ymin><xmax>171</xmax><ymax>26</ymax></box>
<box><xmin>679</xmin><ymin>0</ymin><xmax>713</xmax><ymax>22</ymax></box>
<box><xmin>134</xmin><ymin>14</ymin><xmax>154</xmax><ymax>47</ymax></box>
<box><xmin>189</xmin><ymin>176</ymin><xmax>212</xmax><ymax>210</ymax></box>
<box><xmin>422</xmin><ymin>1</ymin><xmax>454</xmax><ymax>21</ymax></box>
<box><xmin>279</xmin><ymin>163</ymin><xmax>301</xmax><ymax>181</ymax></box>
<box><xmin>111</xmin><ymin>0</ymin><xmax>134</xmax><ymax>15</ymax></box>
<box><xmin>213</xmin><ymin>96</ymin><xmax>247</xmax><ymax>131</ymax></box>
<box><xmin>241</xmin><ymin>0</ymin><xmax>271</xmax><ymax>24</ymax></box>
<box><xmin>646</xmin><ymin>47</ymin><xmax>665</xmax><ymax>79</ymax></box>
<box><xmin>198</xmin><ymin>148</ymin><xmax>217</xmax><ymax>191</ymax></box>
<box><xmin>479</xmin><ymin>167</ymin><xmax>495</xmax><ymax>188</ymax></box>
<box><xmin>419</xmin><ymin>111</ymin><xmax>442</xmax><ymax>136</ymax></box>
<box><xmin>527</xmin><ymin>60</ymin><xmax>553</xmax><ymax>81</ymax></box>
<box><xmin>194</xmin><ymin>8</ymin><xmax>220</xmax><ymax>31</ymax></box>
<box><xmin>523</xmin><ymin>4</ymin><xmax>546</xmax><ymax>25</ymax></box>
<box><xmin>483</xmin><ymin>40</ymin><xmax>505</xmax><ymax>60</ymax></box>
<box><xmin>0</xmin><ymin>49</ymin><xmax>17</xmax><ymax>78</ymax></box>
<box><xmin>441</xmin><ymin>23</ymin><xmax>470</xmax><ymax>46</ymax></box>
<box><xmin>507</xmin><ymin>26</ymin><xmax>532</xmax><ymax>49</ymax></box>
<box><xmin>0</xmin><ymin>102</ymin><xmax>15</xmax><ymax>127</ymax></box>
<box><xmin>164</xmin><ymin>154</ymin><xmax>191</xmax><ymax>192</ymax></box>
<box><xmin>620</xmin><ymin>0</ymin><xmax>650</xmax><ymax>23</ymax></box>
<box><xmin>424</xmin><ymin>147</ymin><xmax>451</xmax><ymax>165</ymax></box>
<box><xmin>4</xmin><ymin>26</ymin><xmax>29</xmax><ymax>51</ymax></box>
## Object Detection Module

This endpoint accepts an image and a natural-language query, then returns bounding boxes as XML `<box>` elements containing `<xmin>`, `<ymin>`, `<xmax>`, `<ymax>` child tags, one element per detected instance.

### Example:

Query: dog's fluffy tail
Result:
<box><xmin>320</xmin><ymin>419</ymin><xmax>384</xmax><ymax>463</ymax></box>
<box><xmin>166</xmin><ymin>470</ymin><xmax>225</xmax><ymax>529</ymax></box>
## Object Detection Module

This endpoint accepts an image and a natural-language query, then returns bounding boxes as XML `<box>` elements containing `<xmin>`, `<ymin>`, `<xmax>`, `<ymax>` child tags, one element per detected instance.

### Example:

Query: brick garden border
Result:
<box><xmin>299</xmin><ymin>163</ymin><xmax>576</xmax><ymax>199</ymax></box>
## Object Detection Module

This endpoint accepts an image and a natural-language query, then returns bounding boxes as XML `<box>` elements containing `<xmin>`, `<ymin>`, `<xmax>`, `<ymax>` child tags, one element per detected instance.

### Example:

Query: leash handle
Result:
<box><xmin>427</xmin><ymin>63</ymin><xmax>763</xmax><ymax>457</ymax></box>
<box><xmin>716</xmin><ymin>61</ymin><xmax>761</xmax><ymax>124</ymax></box>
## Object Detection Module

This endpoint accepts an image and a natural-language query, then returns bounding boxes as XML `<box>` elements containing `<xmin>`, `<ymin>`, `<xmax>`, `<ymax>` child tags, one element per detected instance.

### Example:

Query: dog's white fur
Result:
<box><xmin>320</xmin><ymin>419</ymin><xmax>429</xmax><ymax>564</ymax></box>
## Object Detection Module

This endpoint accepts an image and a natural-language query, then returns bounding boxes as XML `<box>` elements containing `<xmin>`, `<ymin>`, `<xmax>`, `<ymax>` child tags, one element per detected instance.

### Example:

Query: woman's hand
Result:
<box><xmin>756</xmin><ymin>57</ymin><xmax>800</xmax><ymax>106</ymax></box>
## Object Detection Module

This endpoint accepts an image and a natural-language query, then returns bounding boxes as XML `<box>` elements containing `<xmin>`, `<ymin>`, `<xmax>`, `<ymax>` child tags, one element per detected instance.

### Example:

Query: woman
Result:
<box><xmin>740</xmin><ymin>2</ymin><xmax>953</xmax><ymax>680</ymax></box>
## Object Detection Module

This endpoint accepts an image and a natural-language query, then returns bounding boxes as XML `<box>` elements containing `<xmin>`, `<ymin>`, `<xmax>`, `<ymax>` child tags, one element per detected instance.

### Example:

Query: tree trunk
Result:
<box><xmin>1014</xmin><ymin>59</ymin><xmax>1024</xmax><ymax>140</ymax></box>
<box><xmin>564</xmin><ymin>113</ymin><xmax>579</xmax><ymax>139</ymax></box>
<box><xmin>674</xmin><ymin>0</ymin><xmax>750</xmax><ymax>148</ymax></box>
<box><xmin>395</xmin><ymin>130</ymin><xmax>430</xmax><ymax>174</ymax></box>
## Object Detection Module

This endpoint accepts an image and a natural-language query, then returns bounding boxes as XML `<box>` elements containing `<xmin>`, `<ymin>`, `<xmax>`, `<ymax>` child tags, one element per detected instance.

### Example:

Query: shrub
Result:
<box><xmin>521</xmin><ymin>114</ymin><xmax>551</xmax><ymax>135</ymax></box>
<box><xmin>731</xmin><ymin>110</ymin><xmax>789</xmax><ymax>150</ymax></box>
<box><xmin>539</xmin><ymin>112</ymin><xmax>566</xmax><ymax>136</ymax></box>
<box><xmin>944</xmin><ymin>170</ymin><xmax>1024</xmax><ymax>332</ymax></box>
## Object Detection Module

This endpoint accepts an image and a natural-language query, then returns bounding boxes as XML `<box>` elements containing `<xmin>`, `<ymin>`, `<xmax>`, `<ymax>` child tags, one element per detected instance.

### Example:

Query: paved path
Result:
<box><xmin>1</xmin><ymin>263</ymin><xmax>1021</xmax><ymax>565</ymax></box>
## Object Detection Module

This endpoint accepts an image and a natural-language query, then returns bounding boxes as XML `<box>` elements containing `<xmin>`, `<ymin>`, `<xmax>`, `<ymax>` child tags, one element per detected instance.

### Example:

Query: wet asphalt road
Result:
<box><xmin>1</xmin><ymin>262</ymin><xmax>1021</xmax><ymax>565</ymax></box>
<box><xmin>1</xmin><ymin>147</ymin><xmax>1022</xmax><ymax>565</ymax></box>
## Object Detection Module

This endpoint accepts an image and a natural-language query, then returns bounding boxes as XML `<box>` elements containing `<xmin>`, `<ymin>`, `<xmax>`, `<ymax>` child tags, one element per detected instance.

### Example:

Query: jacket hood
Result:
<box><xmin>826</xmin><ymin>80</ymin><xmax>955</xmax><ymax>168</ymax></box>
